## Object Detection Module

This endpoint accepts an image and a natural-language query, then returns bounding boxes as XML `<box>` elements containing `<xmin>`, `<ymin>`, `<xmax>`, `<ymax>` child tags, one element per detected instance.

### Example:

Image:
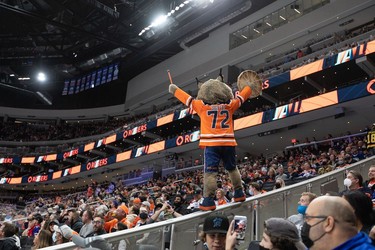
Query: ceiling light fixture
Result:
<box><xmin>37</xmin><ymin>72</ymin><xmax>46</xmax><ymax>82</ymax></box>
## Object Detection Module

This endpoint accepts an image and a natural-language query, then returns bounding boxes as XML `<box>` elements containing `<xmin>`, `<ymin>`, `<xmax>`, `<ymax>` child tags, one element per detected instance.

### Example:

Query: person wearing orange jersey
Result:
<box><xmin>104</xmin><ymin>204</ymin><xmax>131</xmax><ymax>233</ymax></box>
<box><xmin>169</xmin><ymin>78</ymin><xmax>252</xmax><ymax>211</ymax></box>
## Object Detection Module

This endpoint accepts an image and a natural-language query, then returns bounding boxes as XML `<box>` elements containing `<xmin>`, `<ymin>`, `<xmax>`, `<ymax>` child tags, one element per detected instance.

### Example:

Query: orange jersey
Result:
<box><xmin>174</xmin><ymin>86</ymin><xmax>251</xmax><ymax>147</ymax></box>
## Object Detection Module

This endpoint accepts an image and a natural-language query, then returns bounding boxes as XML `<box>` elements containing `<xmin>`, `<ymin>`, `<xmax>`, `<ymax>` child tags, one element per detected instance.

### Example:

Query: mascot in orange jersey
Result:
<box><xmin>169</xmin><ymin>70</ymin><xmax>262</xmax><ymax>210</ymax></box>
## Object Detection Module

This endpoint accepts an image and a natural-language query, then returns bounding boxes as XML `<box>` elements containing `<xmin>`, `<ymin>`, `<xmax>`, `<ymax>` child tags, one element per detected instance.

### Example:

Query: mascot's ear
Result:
<box><xmin>216</xmin><ymin>76</ymin><xmax>224</xmax><ymax>82</ymax></box>
<box><xmin>197</xmin><ymin>81</ymin><xmax>204</xmax><ymax>90</ymax></box>
<box><xmin>169</xmin><ymin>84</ymin><xmax>178</xmax><ymax>94</ymax></box>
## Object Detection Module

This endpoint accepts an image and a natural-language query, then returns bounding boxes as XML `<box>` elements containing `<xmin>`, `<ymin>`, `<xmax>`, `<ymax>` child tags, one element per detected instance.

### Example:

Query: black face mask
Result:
<box><xmin>300</xmin><ymin>219</ymin><xmax>327</xmax><ymax>248</ymax></box>
<box><xmin>275</xmin><ymin>183</ymin><xmax>281</xmax><ymax>189</ymax></box>
<box><xmin>139</xmin><ymin>212</ymin><xmax>148</xmax><ymax>220</ymax></box>
<box><xmin>259</xmin><ymin>245</ymin><xmax>270</xmax><ymax>250</ymax></box>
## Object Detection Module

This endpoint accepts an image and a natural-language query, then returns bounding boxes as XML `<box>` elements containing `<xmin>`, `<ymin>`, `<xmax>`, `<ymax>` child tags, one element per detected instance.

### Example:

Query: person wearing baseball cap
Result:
<box><xmin>199</xmin><ymin>214</ymin><xmax>229</xmax><ymax>250</ymax></box>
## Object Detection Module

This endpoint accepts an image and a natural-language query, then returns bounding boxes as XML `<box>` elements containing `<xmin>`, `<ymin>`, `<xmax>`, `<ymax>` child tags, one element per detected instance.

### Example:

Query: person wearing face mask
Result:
<box><xmin>317</xmin><ymin>158</ymin><xmax>333</xmax><ymax>175</ymax></box>
<box><xmin>259</xmin><ymin>218</ymin><xmax>306</xmax><ymax>250</ymax></box>
<box><xmin>248</xmin><ymin>182</ymin><xmax>266</xmax><ymax>197</ymax></box>
<box><xmin>273</xmin><ymin>178</ymin><xmax>286</xmax><ymax>190</ymax></box>
<box><xmin>288</xmin><ymin>192</ymin><xmax>317</xmax><ymax>235</ymax></box>
<box><xmin>300</xmin><ymin>196</ymin><xmax>375</xmax><ymax>250</ymax></box>
<box><xmin>341</xmin><ymin>170</ymin><xmax>372</xmax><ymax>197</ymax></box>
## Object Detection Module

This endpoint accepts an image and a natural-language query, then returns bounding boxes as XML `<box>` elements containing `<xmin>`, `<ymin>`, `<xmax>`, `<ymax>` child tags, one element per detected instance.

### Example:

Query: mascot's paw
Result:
<box><xmin>237</xmin><ymin>70</ymin><xmax>262</xmax><ymax>98</ymax></box>
<box><xmin>199</xmin><ymin>197</ymin><xmax>216</xmax><ymax>211</ymax></box>
<box><xmin>169</xmin><ymin>84</ymin><xmax>178</xmax><ymax>94</ymax></box>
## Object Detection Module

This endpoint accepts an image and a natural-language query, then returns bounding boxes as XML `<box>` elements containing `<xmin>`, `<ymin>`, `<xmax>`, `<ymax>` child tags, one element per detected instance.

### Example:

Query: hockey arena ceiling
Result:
<box><xmin>0</xmin><ymin>0</ymin><xmax>275</xmax><ymax>86</ymax></box>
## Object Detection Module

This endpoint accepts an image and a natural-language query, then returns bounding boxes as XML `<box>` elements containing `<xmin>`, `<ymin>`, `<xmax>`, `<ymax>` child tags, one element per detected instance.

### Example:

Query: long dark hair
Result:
<box><xmin>343</xmin><ymin>190</ymin><xmax>374</xmax><ymax>230</ymax></box>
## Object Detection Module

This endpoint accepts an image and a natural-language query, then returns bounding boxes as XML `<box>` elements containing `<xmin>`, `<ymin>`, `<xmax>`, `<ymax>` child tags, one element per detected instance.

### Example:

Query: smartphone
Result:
<box><xmin>233</xmin><ymin>215</ymin><xmax>247</xmax><ymax>241</ymax></box>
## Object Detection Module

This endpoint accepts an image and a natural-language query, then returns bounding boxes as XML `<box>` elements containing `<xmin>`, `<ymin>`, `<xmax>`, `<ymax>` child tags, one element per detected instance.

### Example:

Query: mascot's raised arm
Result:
<box><xmin>168</xmin><ymin>70</ymin><xmax>262</xmax><ymax>211</ymax></box>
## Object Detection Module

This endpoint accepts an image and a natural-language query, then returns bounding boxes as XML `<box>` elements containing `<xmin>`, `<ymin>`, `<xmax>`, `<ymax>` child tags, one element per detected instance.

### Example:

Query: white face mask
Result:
<box><xmin>344</xmin><ymin>178</ymin><xmax>352</xmax><ymax>187</ymax></box>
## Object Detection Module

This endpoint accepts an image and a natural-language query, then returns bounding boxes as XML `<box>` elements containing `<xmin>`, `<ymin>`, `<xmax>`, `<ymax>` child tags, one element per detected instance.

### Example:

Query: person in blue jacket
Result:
<box><xmin>301</xmin><ymin>195</ymin><xmax>375</xmax><ymax>250</ymax></box>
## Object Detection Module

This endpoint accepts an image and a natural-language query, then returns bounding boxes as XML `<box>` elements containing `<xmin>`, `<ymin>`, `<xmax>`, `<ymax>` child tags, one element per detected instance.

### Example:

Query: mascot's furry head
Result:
<box><xmin>196</xmin><ymin>77</ymin><xmax>233</xmax><ymax>105</ymax></box>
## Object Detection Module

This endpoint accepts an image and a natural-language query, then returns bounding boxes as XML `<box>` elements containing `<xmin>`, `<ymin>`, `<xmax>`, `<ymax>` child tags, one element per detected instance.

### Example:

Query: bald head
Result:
<box><xmin>307</xmin><ymin>196</ymin><xmax>356</xmax><ymax>225</ymax></box>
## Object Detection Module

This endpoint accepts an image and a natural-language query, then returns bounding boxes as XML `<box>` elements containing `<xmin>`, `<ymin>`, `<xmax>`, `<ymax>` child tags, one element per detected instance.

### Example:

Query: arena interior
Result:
<box><xmin>0</xmin><ymin>0</ymin><xmax>375</xmax><ymax>249</ymax></box>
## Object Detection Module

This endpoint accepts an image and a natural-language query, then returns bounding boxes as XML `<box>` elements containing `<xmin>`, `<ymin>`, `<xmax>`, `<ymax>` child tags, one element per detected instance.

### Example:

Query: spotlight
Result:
<box><xmin>37</xmin><ymin>72</ymin><xmax>46</xmax><ymax>82</ymax></box>
<box><xmin>150</xmin><ymin>15</ymin><xmax>167</xmax><ymax>28</ymax></box>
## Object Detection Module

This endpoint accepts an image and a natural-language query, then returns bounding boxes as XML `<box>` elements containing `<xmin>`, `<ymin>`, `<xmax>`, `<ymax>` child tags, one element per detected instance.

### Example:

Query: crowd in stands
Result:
<box><xmin>256</xmin><ymin>20</ymin><xmax>375</xmax><ymax>78</ymax></box>
<box><xmin>0</xmin><ymin>129</ymin><xmax>373</xmax><ymax>249</ymax></box>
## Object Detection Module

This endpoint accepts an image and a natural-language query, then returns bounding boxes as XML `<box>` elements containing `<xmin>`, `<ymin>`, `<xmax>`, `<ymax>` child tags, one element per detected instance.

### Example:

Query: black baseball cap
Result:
<box><xmin>193</xmin><ymin>189</ymin><xmax>202</xmax><ymax>196</ymax></box>
<box><xmin>203</xmin><ymin>214</ymin><xmax>229</xmax><ymax>234</ymax></box>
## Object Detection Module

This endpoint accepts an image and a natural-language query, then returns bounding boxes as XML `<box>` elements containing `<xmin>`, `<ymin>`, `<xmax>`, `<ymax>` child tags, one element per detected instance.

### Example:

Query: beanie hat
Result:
<box><xmin>264</xmin><ymin>218</ymin><xmax>306</xmax><ymax>250</ymax></box>
<box><xmin>118</xmin><ymin>204</ymin><xmax>129</xmax><ymax>214</ymax></box>
<box><xmin>53</xmin><ymin>225</ymin><xmax>77</xmax><ymax>240</ymax></box>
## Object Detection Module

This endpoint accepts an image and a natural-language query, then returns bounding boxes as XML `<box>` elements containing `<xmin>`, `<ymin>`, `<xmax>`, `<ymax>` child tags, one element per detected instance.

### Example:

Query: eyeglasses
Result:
<box><xmin>93</xmin><ymin>220</ymin><xmax>102</xmax><ymax>224</ymax></box>
<box><xmin>304</xmin><ymin>215</ymin><xmax>328</xmax><ymax>221</ymax></box>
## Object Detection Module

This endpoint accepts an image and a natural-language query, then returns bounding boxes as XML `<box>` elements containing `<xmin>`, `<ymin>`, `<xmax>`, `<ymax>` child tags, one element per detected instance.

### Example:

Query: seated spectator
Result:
<box><xmin>265</xmin><ymin>167</ymin><xmax>277</xmax><ymax>182</ymax></box>
<box><xmin>275</xmin><ymin>165</ymin><xmax>288</xmax><ymax>180</ymax></box>
<box><xmin>287</xmin><ymin>166</ymin><xmax>300</xmax><ymax>179</ymax></box>
<box><xmin>248</xmin><ymin>182</ymin><xmax>266</xmax><ymax>196</ymax></box>
<box><xmin>299</xmin><ymin>162</ymin><xmax>316</xmax><ymax>178</ymax></box>
<box><xmin>88</xmin><ymin>216</ymin><xmax>106</xmax><ymax>237</ymax></box>
<box><xmin>104</xmin><ymin>204</ymin><xmax>130</xmax><ymax>232</ymax></box>
<box><xmin>342</xmin><ymin>170</ymin><xmax>372</xmax><ymax>197</ymax></box>
<box><xmin>53</xmin><ymin>228</ymin><xmax>69</xmax><ymax>245</ymax></box>
<box><xmin>364</xmin><ymin>165</ymin><xmax>375</xmax><ymax>195</ymax></box>
<box><xmin>135</xmin><ymin>207</ymin><xmax>149</xmax><ymax>227</ymax></box>
<box><xmin>260</xmin><ymin>218</ymin><xmax>305</xmax><ymax>250</ymax></box>
<box><xmin>317</xmin><ymin>158</ymin><xmax>333</xmax><ymax>175</ymax></box>
<box><xmin>172</xmin><ymin>195</ymin><xmax>189</xmax><ymax>215</ymax></box>
<box><xmin>68</xmin><ymin>210</ymin><xmax>83</xmax><ymax>233</ymax></box>
<box><xmin>215</xmin><ymin>189</ymin><xmax>229</xmax><ymax>206</ymax></box>
<box><xmin>288</xmin><ymin>192</ymin><xmax>317</xmax><ymax>234</ymax></box>
<box><xmin>33</xmin><ymin>229</ymin><xmax>52</xmax><ymax>249</ymax></box>
<box><xmin>22</xmin><ymin>214</ymin><xmax>42</xmax><ymax>238</ymax></box>
<box><xmin>274</xmin><ymin>178</ymin><xmax>286</xmax><ymax>189</ymax></box>
<box><xmin>53</xmin><ymin>224</ymin><xmax>77</xmax><ymax>242</ymax></box>
<box><xmin>301</xmin><ymin>196</ymin><xmax>375</xmax><ymax>249</ymax></box>
<box><xmin>79</xmin><ymin>209</ymin><xmax>94</xmax><ymax>237</ymax></box>
<box><xmin>342</xmin><ymin>190</ymin><xmax>374</xmax><ymax>234</ymax></box>
<box><xmin>0</xmin><ymin>222</ymin><xmax>19</xmax><ymax>250</ymax></box>
<box><xmin>187</xmin><ymin>189</ymin><xmax>203</xmax><ymax>212</ymax></box>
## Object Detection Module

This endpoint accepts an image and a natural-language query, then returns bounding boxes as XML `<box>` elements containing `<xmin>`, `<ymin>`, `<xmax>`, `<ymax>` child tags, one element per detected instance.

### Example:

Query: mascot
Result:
<box><xmin>169</xmin><ymin>70</ymin><xmax>262</xmax><ymax>210</ymax></box>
